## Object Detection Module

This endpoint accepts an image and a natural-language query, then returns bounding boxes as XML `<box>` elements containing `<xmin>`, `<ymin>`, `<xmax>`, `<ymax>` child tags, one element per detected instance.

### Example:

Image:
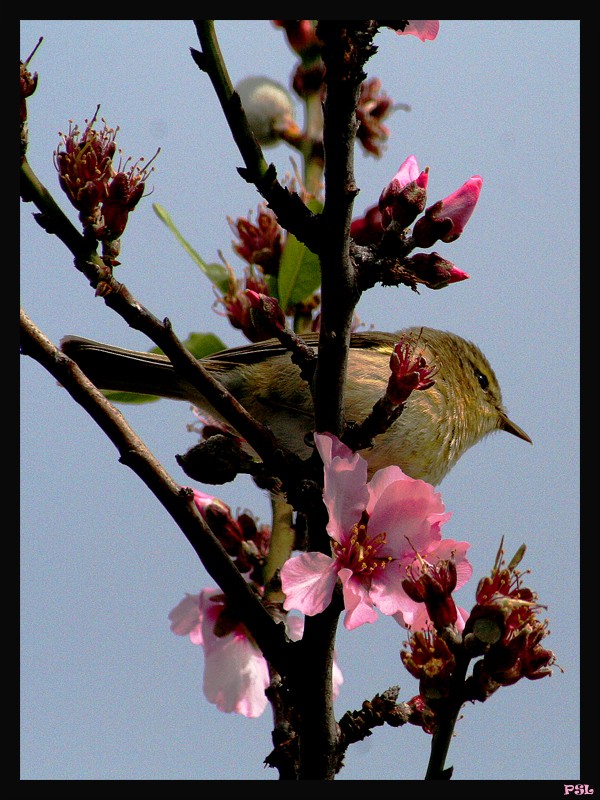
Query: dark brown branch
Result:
<box><xmin>313</xmin><ymin>22</ymin><xmax>377</xmax><ymax>440</ymax></box>
<box><xmin>270</xmin><ymin>21</ymin><xmax>381</xmax><ymax>780</ymax></box>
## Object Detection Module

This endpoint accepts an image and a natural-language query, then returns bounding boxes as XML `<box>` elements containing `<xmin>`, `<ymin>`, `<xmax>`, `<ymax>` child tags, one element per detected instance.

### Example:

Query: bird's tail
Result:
<box><xmin>60</xmin><ymin>336</ymin><xmax>200</xmax><ymax>402</ymax></box>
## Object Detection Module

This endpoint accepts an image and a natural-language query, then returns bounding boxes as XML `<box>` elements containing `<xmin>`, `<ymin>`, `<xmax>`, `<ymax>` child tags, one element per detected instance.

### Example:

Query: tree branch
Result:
<box><xmin>20</xmin><ymin>158</ymin><xmax>300</xmax><ymax>483</ymax></box>
<box><xmin>192</xmin><ymin>20</ymin><xmax>322</xmax><ymax>253</ymax></box>
<box><xmin>20</xmin><ymin>308</ymin><xmax>290</xmax><ymax>672</ymax></box>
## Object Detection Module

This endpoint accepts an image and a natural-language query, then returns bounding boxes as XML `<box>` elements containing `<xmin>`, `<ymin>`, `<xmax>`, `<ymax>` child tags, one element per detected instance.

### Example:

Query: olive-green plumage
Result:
<box><xmin>61</xmin><ymin>327</ymin><xmax>530</xmax><ymax>485</ymax></box>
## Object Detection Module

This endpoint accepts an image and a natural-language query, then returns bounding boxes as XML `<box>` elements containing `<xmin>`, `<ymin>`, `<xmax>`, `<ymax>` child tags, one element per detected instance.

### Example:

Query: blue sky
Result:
<box><xmin>20</xmin><ymin>20</ymin><xmax>580</xmax><ymax>782</ymax></box>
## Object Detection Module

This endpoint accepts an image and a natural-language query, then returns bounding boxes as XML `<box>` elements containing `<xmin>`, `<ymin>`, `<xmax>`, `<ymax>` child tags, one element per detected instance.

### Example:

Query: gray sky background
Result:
<box><xmin>20</xmin><ymin>20</ymin><xmax>580</xmax><ymax>782</ymax></box>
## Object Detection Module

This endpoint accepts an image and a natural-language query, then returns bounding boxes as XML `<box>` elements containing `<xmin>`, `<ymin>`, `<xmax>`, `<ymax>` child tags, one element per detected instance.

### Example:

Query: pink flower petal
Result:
<box><xmin>316</xmin><ymin>432</ymin><xmax>370</xmax><ymax>539</ymax></box>
<box><xmin>338</xmin><ymin>569</ymin><xmax>379</xmax><ymax>630</ymax></box>
<box><xmin>429</xmin><ymin>539</ymin><xmax>473</xmax><ymax>589</ymax></box>
<box><xmin>397</xmin><ymin>21</ymin><xmax>440</xmax><ymax>42</ymax></box>
<box><xmin>280</xmin><ymin>551</ymin><xmax>339</xmax><ymax>616</ymax></box>
<box><xmin>366</xmin><ymin>463</ymin><xmax>412</xmax><ymax>500</ymax></box>
<box><xmin>391</xmin><ymin>155</ymin><xmax>420</xmax><ymax>187</ymax></box>
<box><xmin>367</xmin><ymin>478</ymin><xmax>448</xmax><ymax>556</ymax></box>
<box><xmin>168</xmin><ymin>593</ymin><xmax>201</xmax><ymax>639</ymax></box>
<box><xmin>202</xmin><ymin>629</ymin><xmax>270</xmax><ymax>717</ymax></box>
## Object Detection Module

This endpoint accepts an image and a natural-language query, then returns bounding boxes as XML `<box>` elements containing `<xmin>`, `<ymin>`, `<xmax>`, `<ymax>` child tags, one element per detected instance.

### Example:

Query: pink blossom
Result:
<box><xmin>169</xmin><ymin>588</ymin><xmax>269</xmax><ymax>717</ymax></box>
<box><xmin>280</xmin><ymin>433</ymin><xmax>471</xmax><ymax>631</ymax></box>
<box><xmin>396</xmin><ymin>21</ymin><xmax>440</xmax><ymax>42</ymax></box>
<box><xmin>169</xmin><ymin>589</ymin><xmax>343</xmax><ymax>717</ymax></box>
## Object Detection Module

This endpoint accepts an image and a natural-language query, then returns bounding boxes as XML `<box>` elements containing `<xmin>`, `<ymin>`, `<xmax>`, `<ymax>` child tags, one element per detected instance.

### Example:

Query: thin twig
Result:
<box><xmin>19</xmin><ymin>158</ymin><xmax>293</xmax><ymax>476</ymax></box>
<box><xmin>191</xmin><ymin>20</ymin><xmax>322</xmax><ymax>253</ymax></box>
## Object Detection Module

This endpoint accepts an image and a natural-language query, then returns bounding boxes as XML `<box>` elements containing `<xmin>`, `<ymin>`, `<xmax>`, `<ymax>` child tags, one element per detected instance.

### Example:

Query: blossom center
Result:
<box><xmin>332</xmin><ymin>518</ymin><xmax>393</xmax><ymax>575</ymax></box>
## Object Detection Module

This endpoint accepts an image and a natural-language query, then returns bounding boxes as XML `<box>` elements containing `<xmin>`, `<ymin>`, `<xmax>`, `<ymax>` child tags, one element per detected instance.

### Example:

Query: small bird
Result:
<box><xmin>61</xmin><ymin>327</ymin><xmax>531</xmax><ymax>486</ymax></box>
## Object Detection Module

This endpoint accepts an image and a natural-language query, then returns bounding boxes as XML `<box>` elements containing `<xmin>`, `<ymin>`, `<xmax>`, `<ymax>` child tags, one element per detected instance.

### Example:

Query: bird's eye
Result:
<box><xmin>475</xmin><ymin>369</ymin><xmax>489</xmax><ymax>391</ymax></box>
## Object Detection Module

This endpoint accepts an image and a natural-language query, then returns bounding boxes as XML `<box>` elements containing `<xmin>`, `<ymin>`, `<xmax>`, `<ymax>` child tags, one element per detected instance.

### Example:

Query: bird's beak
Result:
<box><xmin>498</xmin><ymin>411</ymin><xmax>532</xmax><ymax>444</ymax></box>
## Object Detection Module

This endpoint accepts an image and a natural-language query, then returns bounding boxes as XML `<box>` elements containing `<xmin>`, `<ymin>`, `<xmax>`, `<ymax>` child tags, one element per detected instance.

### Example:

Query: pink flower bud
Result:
<box><xmin>192</xmin><ymin>488</ymin><xmax>230</xmax><ymax>518</ymax></box>
<box><xmin>379</xmin><ymin>155</ymin><xmax>429</xmax><ymax>229</ymax></box>
<box><xmin>245</xmin><ymin>290</ymin><xmax>286</xmax><ymax>332</ymax></box>
<box><xmin>437</xmin><ymin>175</ymin><xmax>483</xmax><ymax>241</ymax></box>
<box><xmin>412</xmin><ymin>175</ymin><xmax>483</xmax><ymax>247</ymax></box>
<box><xmin>272</xmin><ymin>20</ymin><xmax>322</xmax><ymax>57</ymax></box>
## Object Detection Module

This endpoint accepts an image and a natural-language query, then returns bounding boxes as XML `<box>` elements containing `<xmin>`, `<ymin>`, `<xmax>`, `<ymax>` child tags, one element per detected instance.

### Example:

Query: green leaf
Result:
<box><xmin>153</xmin><ymin>202</ymin><xmax>231</xmax><ymax>293</ymax></box>
<box><xmin>277</xmin><ymin>199</ymin><xmax>323</xmax><ymax>311</ymax></box>
<box><xmin>102</xmin><ymin>390</ymin><xmax>161</xmax><ymax>404</ymax></box>
<box><xmin>103</xmin><ymin>331</ymin><xmax>227</xmax><ymax>404</ymax></box>
<box><xmin>177</xmin><ymin>332</ymin><xmax>227</xmax><ymax>359</ymax></box>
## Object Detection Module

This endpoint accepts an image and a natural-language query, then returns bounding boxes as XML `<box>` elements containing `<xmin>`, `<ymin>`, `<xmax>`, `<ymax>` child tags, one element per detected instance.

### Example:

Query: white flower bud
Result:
<box><xmin>235</xmin><ymin>76</ymin><xmax>297</xmax><ymax>147</ymax></box>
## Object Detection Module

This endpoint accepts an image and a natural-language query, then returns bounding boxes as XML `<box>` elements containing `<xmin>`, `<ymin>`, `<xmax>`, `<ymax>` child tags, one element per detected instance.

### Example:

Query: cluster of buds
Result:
<box><xmin>214</xmin><ymin>262</ymin><xmax>275</xmax><ymax>343</ymax></box>
<box><xmin>379</xmin><ymin>155</ymin><xmax>482</xmax><ymax>247</ymax></box>
<box><xmin>228</xmin><ymin>205</ymin><xmax>282</xmax><ymax>275</ymax></box>
<box><xmin>54</xmin><ymin>109</ymin><xmax>157</xmax><ymax>265</ymax></box>
<box><xmin>386</xmin><ymin>332</ymin><xmax>437</xmax><ymax>406</ymax></box>
<box><xmin>351</xmin><ymin>154</ymin><xmax>482</xmax><ymax>290</ymax></box>
<box><xmin>192</xmin><ymin>489</ymin><xmax>271</xmax><ymax>585</ymax></box>
<box><xmin>214</xmin><ymin>203</ymin><xmax>289</xmax><ymax>342</ymax></box>
<box><xmin>463</xmin><ymin>547</ymin><xmax>556</xmax><ymax>700</ymax></box>
<box><xmin>400</xmin><ymin>544</ymin><xmax>556</xmax><ymax>734</ymax></box>
<box><xmin>399</xmin><ymin>552</ymin><xmax>465</xmax><ymax>732</ymax></box>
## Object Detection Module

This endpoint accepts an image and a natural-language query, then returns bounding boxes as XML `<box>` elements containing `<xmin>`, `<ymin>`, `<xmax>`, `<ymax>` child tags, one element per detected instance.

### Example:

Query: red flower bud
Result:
<box><xmin>350</xmin><ymin>204</ymin><xmax>385</xmax><ymax>246</ymax></box>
